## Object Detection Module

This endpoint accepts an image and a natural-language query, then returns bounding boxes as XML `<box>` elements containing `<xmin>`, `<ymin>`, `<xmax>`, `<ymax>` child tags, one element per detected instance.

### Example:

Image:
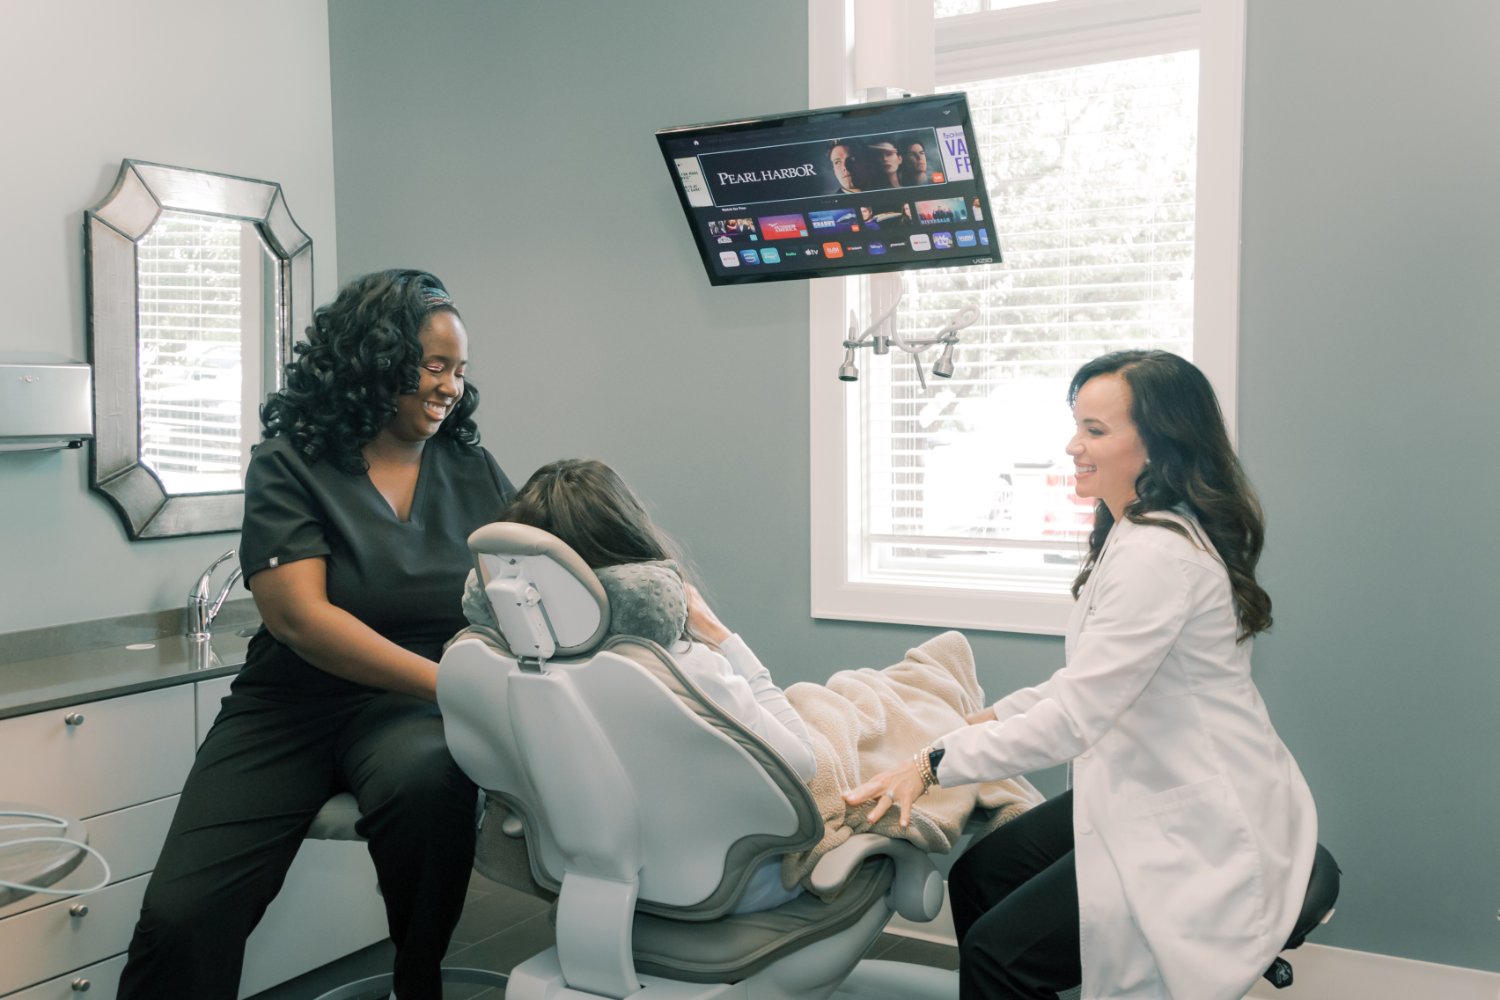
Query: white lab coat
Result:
<box><xmin>937</xmin><ymin>512</ymin><xmax>1317</xmax><ymax>1000</ymax></box>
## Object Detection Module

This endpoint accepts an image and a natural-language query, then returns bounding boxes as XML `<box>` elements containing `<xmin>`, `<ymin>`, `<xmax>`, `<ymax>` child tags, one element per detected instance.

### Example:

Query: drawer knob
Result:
<box><xmin>64</xmin><ymin>712</ymin><xmax>86</xmax><ymax>727</ymax></box>
<box><xmin>71</xmin><ymin>978</ymin><xmax>91</xmax><ymax>992</ymax></box>
<box><xmin>69</xmin><ymin>903</ymin><xmax>89</xmax><ymax>917</ymax></box>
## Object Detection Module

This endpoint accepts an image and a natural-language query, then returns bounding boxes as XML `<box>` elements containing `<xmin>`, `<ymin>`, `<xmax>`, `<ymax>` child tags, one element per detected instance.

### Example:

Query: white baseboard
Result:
<box><xmin>886</xmin><ymin>901</ymin><xmax>1500</xmax><ymax>1000</ymax></box>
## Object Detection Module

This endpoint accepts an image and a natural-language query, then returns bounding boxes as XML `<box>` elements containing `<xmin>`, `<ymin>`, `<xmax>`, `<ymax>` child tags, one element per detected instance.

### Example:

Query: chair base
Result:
<box><xmin>310</xmin><ymin>966</ymin><xmax>510</xmax><ymax>1000</ymax></box>
<box><xmin>510</xmin><ymin>949</ymin><xmax>741</xmax><ymax>999</ymax></box>
<box><xmin>505</xmin><ymin>954</ymin><xmax>959</xmax><ymax>1000</ymax></box>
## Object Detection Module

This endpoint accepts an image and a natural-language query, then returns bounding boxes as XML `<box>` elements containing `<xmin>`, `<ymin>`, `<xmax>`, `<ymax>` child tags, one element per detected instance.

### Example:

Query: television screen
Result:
<box><xmin>656</xmin><ymin>93</ymin><xmax>999</xmax><ymax>286</ymax></box>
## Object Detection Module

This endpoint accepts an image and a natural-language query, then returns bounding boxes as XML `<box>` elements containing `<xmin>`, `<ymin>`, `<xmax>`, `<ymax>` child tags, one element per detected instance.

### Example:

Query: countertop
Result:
<box><xmin>0</xmin><ymin>605</ymin><xmax>258</xmax><ymax>720</ymax></box>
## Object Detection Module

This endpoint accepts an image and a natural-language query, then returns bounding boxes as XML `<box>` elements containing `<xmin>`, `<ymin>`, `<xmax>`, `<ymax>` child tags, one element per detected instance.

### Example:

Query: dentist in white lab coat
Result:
<box><xmin>849</xmin><ymin>350</ymin><xmax>1317</xmax><ymax>1000</ymax></box>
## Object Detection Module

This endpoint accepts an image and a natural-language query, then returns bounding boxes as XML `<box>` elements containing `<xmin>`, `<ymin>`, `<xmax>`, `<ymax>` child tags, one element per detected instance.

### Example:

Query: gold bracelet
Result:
<box><xmin>915</xmin><ymin>746</ymin><xmax>936</xmax><ymax>792</ymax></box>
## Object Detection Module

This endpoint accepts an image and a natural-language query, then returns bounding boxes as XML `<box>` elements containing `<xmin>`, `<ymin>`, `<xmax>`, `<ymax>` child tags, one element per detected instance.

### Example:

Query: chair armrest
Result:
<box><xmin>809</xmin><ymin>833</ymin><xmax>944</xmax><ymax>922</ymax></box>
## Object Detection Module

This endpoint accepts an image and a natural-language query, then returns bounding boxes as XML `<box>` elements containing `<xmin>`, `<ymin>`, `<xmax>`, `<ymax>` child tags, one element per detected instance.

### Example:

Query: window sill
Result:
<box><xmin>811</xmin><ymin>576</ymin><xmax>1073</xmax><ymax>636</ymax></box>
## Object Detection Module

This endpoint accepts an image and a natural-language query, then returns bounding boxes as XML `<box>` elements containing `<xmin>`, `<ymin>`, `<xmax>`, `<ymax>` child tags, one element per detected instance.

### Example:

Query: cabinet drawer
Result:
<box><xmin>4</xmin><ymin>953</ymin><xmax>125</xmax><ymax>1000</ymax></box>
<box><xmin>1</xmin><ymin>797</ymin><xmax>177</xmax><ymax>922</ymax></box>
<box><xmin>0</xmin><ymin>874</ymin><xmax>146</xmax><ymax>994</ymax></box>
<box><xmin>0</xmin><ymin>687</ymin><xmax>194</xmax><ymax>820</ymax></box>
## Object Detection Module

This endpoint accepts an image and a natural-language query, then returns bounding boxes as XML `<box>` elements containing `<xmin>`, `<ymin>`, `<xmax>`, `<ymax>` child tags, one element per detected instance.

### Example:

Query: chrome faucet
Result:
<box><xmin>188</xmin><ymin>548</ymin><xmax>243</xmax><ymax>640</ymax></box>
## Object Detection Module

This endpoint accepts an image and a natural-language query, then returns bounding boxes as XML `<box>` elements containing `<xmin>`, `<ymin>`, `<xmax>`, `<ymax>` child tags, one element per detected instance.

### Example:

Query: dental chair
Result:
<box><xmin>436</xmin><ymin>523</ymin><xmax>956</xmax><ymax>1000</ymax></box>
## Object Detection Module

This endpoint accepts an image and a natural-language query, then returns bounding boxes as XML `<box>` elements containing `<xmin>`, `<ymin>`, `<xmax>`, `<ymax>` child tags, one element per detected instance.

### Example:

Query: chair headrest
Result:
<box><xmin>462</xmin><ymin>523</ymin><xmax>690</xmax><ymax>658</ymax></box>
<box><xmin>466</xmin><ymin>523</ymin><xmax>609</xmax><ymax>659</ymax></box>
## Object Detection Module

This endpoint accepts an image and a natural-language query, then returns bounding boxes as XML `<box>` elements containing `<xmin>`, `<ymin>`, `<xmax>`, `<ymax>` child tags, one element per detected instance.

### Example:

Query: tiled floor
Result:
<box><xmin>247</xmin><ymin>871</ymin><xmax>959</xmax><ymax>999</ymax></box>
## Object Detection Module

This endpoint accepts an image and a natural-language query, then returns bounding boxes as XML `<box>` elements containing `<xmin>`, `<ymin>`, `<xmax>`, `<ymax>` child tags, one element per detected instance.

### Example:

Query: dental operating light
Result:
<box><xmin>838</xmin><ymin>285</ymin><xmax>979</xmax><ymax>389</ymax></box>
<box><xmin>931</xmin><ymin>339</ymin><xmax>957</xmax><ymax>379</ymax></box>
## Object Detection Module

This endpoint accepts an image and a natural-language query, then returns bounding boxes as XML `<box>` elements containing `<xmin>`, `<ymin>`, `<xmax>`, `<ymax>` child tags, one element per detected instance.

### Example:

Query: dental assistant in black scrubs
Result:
<box><xmin>119</xmin><ymin>269</ymin><xmax>515</xmax><ymax>1000</ymax></box>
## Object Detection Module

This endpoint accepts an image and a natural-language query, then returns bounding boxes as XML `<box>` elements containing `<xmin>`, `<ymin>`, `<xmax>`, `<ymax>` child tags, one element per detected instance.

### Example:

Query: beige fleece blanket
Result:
<box><xmin>781</xmin><ymin>630</ymin><xmax>1043</xmax><ymax>895</ymax></box>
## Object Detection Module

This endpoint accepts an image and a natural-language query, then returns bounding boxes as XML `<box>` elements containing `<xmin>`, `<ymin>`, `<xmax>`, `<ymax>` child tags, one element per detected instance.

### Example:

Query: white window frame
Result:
<box><xmin>808</xmin><ymin>0</ymin><xmax>1246</xmax><ymax>635</ymax></box>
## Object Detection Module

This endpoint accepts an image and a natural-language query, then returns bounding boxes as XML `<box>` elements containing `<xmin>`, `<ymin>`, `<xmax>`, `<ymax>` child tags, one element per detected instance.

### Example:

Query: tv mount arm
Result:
<box><xmin>838</xmin><ymin>284</ymin><xmax>981</xmax><ymax>390</ymax></box>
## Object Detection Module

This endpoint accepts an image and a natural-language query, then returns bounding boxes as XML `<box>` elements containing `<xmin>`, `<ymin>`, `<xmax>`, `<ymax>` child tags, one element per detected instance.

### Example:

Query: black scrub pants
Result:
<box><xmin>949</xmin><ymin>790</ymin><xmax>1082</xmax><ymax>999</ymax></box>
<box><xmin>118</xmin><ymin>687</ymin><xmax>477</xmax><ymax>1000</ymax></box>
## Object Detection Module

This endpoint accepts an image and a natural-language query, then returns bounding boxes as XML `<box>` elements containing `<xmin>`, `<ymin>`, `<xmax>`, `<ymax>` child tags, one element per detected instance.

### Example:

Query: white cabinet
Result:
<box><xmin>0</xmin><ymin>687</ymin><xmax>191</xmax><ymax>997</ymax></box>
<box><xmin>0</xmin><ymin>686</ymin><xmax>192</xmax><ymax>936</ymax></box>
<box><xmin>0</xmin><ymin>686</ymin><xmax>194</xmax><ymax>826</ymax></box>
<box><xmin>0</xmin><ymin>679</ymin><xmax>387</xmax><ymax>999</ymax></box>
<box><xmin>0</xmin><ymin>876</ymin><xmax>148</xmax><ymax>995</ymax></box>
<box><xmin>6</xmin><ymin>955</ymin><xmax>126</xmax><ymax>1000</ymax></box>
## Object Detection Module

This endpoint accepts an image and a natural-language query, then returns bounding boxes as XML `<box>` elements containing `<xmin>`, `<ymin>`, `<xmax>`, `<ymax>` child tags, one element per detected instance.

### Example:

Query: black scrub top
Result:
<box><xmin>235</xmin><ymin>434</ymin><xmax>516</xmax><ymax>697</ymax></box>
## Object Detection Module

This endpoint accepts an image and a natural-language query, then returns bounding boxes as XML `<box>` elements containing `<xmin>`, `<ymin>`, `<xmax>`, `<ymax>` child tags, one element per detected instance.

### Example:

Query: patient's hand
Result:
<box><xmin>965</xmin><ymin>706</ymin><xmax>997</xmax><ymax>726</ymax></box>
<box><xmin>685</xmin><ymin>584</ymin><xmax>732</xmax><ymax>645</ymax></box>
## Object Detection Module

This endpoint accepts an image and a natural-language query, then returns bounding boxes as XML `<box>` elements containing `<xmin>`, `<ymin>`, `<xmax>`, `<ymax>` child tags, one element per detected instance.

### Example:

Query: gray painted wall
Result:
<box><xmin>0</xmin><ymin>0</ymin><xmax>338</xmax><ymax>632</ymax></box>
<box><xmin>1237</xmin><ymin>0</ymin><xmax>1500</xmax><ymax>971</ymax></box>
<box><xmin>329</xmin><ymin>0</ymin><xmax>1499</xmax><ymax>973</ymax></box>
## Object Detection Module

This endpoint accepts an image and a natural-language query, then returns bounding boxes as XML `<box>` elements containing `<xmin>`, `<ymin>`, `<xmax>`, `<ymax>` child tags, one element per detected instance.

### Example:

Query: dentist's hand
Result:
<box><xmin>844</xmin><ymin>758</ymin><xmax>927</xmax><ymax>830</ymax></box>
<box><xmin>685</xmin><ymin>584</ymin><xmax>732</xmax><ymax>645</ymax></box>
<box><xmin>965</xmin><ymin>706</ymin><xmax>997</xmax><ymax>725</ymax></box>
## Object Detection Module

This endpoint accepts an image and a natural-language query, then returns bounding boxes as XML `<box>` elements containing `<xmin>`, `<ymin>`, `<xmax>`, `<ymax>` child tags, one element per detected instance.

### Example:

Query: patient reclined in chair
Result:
<box><xmin>461</xmin><ymin>550</ymin><xmax>818</xmax><ymax>913</ymax></box>
<box><xmin>455</xmin><ymin>528</ymin><xmax>1041</xmax><ymax>901</ymax></box>
<box><xmin>438</xmin><ymin>522</ymin><xmax>998</xmax><ymax>1000</ymax></box>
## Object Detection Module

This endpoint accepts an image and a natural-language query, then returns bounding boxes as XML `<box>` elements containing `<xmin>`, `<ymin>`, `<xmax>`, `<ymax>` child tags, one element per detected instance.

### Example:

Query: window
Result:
<box><xmin>809</xmin><ymin>0</ymin><xmax>1245</xmax><ymax>634</ymax></box>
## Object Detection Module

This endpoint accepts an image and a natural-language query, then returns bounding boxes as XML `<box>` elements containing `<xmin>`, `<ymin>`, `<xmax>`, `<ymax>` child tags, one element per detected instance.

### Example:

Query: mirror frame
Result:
<box><xmin>85</xmin><ymin>160</ymin><xmax>312</xmax><ymax>539</ymax></box>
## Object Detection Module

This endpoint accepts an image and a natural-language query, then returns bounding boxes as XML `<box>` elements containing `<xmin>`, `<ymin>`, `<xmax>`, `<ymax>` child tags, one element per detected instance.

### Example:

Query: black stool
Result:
<box><xmin>1262</xmin><ymin>841</ymin><xmax>1341</xmax><ymax>989</ymax></box>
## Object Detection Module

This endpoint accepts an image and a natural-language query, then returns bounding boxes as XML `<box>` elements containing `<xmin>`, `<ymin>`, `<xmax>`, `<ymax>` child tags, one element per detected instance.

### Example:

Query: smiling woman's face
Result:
<box><xmin>1066</xmin><ymin>373</ymin><xmax>1149</xmax><ymax>519</ymax></box>
<box><xmin>384</xmin><ymin>311</ymin><xmax>468</xmax><ymax>444</ymax></box>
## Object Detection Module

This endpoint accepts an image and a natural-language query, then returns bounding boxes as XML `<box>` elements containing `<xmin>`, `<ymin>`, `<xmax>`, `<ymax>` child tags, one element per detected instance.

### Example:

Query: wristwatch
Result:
<box><xmin>927</xmin><ymin>746</ymin><xmax>945</xmax><ymax>780</ymax></box>
<box><xmin>916</xmin><ymin>745</ymin><xmax>946</xmax><ymax>790</ymax></box>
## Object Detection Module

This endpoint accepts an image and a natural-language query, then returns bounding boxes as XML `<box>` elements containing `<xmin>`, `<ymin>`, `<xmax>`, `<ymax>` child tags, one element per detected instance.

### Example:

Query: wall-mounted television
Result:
<box><xmin>656</xmin><ymin>93</ymin><xmax>999</xmax><ymax>286</ymax></box>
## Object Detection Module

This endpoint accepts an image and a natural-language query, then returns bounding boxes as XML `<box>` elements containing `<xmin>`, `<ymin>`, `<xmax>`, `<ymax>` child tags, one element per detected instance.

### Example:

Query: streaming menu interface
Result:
<box><xmin>662</xmin><ymin>96</ymin><xmax>1000</xmax><ymax>285</ymax></box>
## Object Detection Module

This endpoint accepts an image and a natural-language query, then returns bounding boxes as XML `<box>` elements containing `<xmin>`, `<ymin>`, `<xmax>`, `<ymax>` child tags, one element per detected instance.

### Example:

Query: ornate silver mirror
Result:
<box><xmin>85</xmin><ymin>160</ymin><xmax>312</xmax><ymax>539</ymax></box>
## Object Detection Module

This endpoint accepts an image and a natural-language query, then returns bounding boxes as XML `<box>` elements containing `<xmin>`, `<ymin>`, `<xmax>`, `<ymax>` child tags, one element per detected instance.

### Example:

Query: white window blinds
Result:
<box><xmin>136</xmin><ymin>210</ymin><xmax>252</xmax><ymax>495</ymax></box>
<box><xmin>857</xmin><ymin>49</ymin><xmax>1199</xmax><ymax>596</ymax></box>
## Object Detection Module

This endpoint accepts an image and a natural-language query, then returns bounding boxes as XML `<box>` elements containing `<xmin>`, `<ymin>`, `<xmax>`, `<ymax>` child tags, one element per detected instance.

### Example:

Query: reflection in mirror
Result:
<box><xmin>137</xmin><ymin>211</ymin><xmax>270</xmax><ymax>494</ymax></box>
<box><xmin>86</xmin><ymin>160</ymin><xmax>312</xmax><ymax>539</ymax></box>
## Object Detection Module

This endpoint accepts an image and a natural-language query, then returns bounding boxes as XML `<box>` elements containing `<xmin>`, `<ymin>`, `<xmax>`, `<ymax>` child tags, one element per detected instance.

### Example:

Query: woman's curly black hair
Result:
<box><xmin>260</xmin><ymin>269</ymin><xmax>481</xmax><ymax>472</ymax></box>
<box><xmin>1068</xmin><ymin>350</ymin><xmax>1272</xmax><ymax>641</ymax></box>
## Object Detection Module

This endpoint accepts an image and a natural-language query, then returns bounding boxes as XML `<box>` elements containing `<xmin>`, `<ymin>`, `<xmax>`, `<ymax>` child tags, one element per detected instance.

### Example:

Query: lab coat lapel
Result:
<box><xmin>1065</xmin><ymin>521</ymin><xmax>1118</xmax><ymax>658</ymax></box>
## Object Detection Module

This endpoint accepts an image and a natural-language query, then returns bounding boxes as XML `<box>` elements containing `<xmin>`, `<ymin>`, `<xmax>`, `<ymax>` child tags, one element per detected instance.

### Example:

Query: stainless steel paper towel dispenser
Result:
<box><xmin>0</xmin><ymin>361</ymin><xmax>94</xmax><ymax>452</ymax></box>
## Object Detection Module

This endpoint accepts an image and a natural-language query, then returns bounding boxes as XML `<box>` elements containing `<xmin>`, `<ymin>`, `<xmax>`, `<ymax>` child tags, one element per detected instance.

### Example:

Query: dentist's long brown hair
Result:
<box><xmin>1068</xmin><ymin>350</ymin><xmax>1272</xmax><ymax>642</ymax></box>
